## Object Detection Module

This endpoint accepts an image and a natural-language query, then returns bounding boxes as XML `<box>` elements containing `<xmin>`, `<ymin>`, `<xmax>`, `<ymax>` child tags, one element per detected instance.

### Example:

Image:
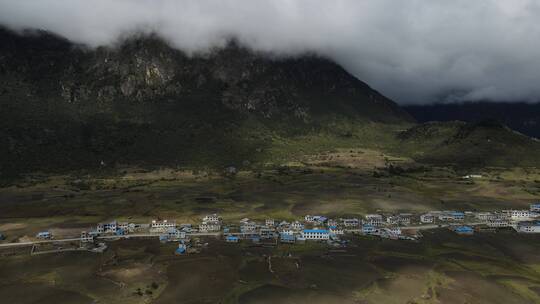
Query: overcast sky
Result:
<box><xmin>1</xmin><ymin>0</ymin><xmax>540</xmax><ymax>104</ymax></box>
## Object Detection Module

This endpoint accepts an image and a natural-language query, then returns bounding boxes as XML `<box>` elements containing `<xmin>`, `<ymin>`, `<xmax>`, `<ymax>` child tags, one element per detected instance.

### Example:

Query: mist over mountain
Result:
<box><xmin>2</xmin><ymin>25</ymin><xmax>540</xmax><ymax>179</ymax></box>
<box><xmin>1</xmin><ymin>0</ymin><xmax>540</xmax><ymax>104</ymax></box>
<box><xmin>0</xmin><ymin>27</ymin><xmax>412</xmax><ymax>176</ymax></box>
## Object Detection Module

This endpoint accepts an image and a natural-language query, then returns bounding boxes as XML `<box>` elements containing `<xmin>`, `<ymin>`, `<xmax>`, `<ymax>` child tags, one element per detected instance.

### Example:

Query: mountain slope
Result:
<box><xmin>398</xmin><ymin>120</ymin><xmax>540</xmax><ymax>167</ymax></box>
<box><xmin>0</xmin><ymin>28</ymin><xmax>412</xmax><ymax>176</ymax></box>
<box><xmin>404</xmin><ymin>102</ymin><xmax>540</xmax><ymax>139</ymax></box>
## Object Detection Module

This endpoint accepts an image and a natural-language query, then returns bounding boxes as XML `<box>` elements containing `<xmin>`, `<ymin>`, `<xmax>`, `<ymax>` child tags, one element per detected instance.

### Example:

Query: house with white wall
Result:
<box><xmin>97</xmin><ymin>221</ymin><xmax>118</xmax><ymax>234</ymax></box>
<box><xmin>203</xmin><ymin>214</ymin><xmax>221</xmax><ymax>223</ymax></box>
<box><xmin>341</xmin><ymin>218</ymin><xmax>360</xmax><ymax>227</ymax></box>
<box><xmin>301</xmin><ymin>229</ymin><xmax>330</xmax><ymax>240</ymax></box>
<box><xmin>151</xmin><ymin>219</ymin><xmax>176</xmax><ymax>232</ymax></box>
<box><xmin>504</xmin><ymin>210</ymin><xmax>538</xmax><ymax>221</ymax></box>
<box><xmin>516</xmin><ymin>221</ymin><xmax>540</xmax><ymax>233</ymax></box>
<box><xmin>291</xmin><ymin>221</ymin><xmax>304</xmax><ymax>231</ymax></box>
<box><xmin>420</xmin><ymin>214</ymin><xmax>434</xmax><ymax>223</ymax></box>
<box><xmin>364</xmin><ymin>214</ymin><xmax>384</xmax><ymax>227</ymax></box>
<box><xmin>199</xmin><ymin>222</ymin><xmax>221</xmax><ymax>232</ymax></box>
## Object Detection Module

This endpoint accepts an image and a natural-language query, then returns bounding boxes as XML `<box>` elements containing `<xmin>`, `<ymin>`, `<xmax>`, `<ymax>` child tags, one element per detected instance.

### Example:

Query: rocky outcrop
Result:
<box><xmin>0</xmin><ymin>27</ymin><xmax>413</xmax><ymax>175</ymax></box>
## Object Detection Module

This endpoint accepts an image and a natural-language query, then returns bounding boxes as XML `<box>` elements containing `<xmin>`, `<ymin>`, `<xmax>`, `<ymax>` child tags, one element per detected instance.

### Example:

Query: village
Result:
<box><xmin>1</xmin><ymin>203</ymin><xmax>540</xmax><ymax>256</ymax></box>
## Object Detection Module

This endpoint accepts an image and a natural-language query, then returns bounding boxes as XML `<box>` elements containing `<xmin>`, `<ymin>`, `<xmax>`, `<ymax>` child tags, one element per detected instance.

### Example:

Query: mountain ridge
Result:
<box><xmin>2</xmin><ymin>27</ymin><xmax>540</xmax><ymax>178</ymax></box>
<box><xmin>0</xmin><ymin>27</ymin><xmax>412</xmax><ymax>176</ymax></box>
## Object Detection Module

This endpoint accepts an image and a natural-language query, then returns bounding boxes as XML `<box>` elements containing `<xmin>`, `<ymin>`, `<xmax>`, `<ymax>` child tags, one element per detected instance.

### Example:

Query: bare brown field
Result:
<box><xmin>1</xmin><ymin>231</ymin><xmax>539</xmax><ymax>303</ymax></box>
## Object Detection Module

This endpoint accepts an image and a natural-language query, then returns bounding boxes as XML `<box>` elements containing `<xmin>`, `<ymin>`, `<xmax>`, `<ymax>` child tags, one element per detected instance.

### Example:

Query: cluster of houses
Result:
<box><xmin>472</xmin><ymin>206</ymin><xmax>540</xmax><ymax>233</ymax></box>
<box><xmin>199</xmin><ymin>214</ymin><xmax>221</xmax><ymax>232</ymax></box>
<box><xmin>19</xmin><ymin>203</ymin><xmax>540</xmax><ymax>254</ymax></box>
<box><xmin>222</xmin><ymin>215</ymin><xmax>346</xmax><ymax>246</ymax></box>
<box><xmin>417</xmin><ymin>205</ymin><xmax>540</xmax><ymax>235</ymax></box>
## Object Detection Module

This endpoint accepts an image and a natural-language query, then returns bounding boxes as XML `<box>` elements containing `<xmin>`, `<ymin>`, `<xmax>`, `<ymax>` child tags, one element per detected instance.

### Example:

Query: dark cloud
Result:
<box><xmin>1</xmin><ymin>0</ymin><xmax>540</xmax><ymax>104</ymax></box>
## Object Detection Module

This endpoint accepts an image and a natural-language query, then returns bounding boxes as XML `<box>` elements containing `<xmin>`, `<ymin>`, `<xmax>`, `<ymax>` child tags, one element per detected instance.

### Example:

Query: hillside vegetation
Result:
<box><xmin>397</xmin><ymin>120</ymin><xmax>540</xmax><ymax>167</ymax></box>
<box><xmin>1</xmin><ymin>27</ymin><xmax>539</xmax><ymax>179</ymax></box>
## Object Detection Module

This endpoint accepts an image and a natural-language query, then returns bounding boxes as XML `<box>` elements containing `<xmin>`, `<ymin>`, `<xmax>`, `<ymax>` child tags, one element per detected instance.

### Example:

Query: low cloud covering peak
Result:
<box><xmin>1</xmin><ymin>0</ymin><xmax>540</xmax><ymax>104</ymax></box>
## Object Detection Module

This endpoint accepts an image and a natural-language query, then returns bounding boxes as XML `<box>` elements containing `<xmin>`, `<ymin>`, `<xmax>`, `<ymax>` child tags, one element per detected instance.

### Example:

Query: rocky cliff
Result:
<box><xmin>0</xmin><ymin>28</ymin><xmax>412</xmax><ymax>176</ymax></box>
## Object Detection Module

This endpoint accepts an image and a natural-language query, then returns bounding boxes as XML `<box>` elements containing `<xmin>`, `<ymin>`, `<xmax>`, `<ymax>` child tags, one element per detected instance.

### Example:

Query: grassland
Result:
<box><xmin>1</xmin><ymin>147</ymin><xmax>540</xmax><ymax>303</ymax></box>
<box><xmin>1</xmin><ymin>151</ymin><xmax>540</xmax><ymax>241</ymax></box>
<box><xmin>2</xmin><ymin>231</ymin><xmax>540</xmax><ymax>303</ymax></box>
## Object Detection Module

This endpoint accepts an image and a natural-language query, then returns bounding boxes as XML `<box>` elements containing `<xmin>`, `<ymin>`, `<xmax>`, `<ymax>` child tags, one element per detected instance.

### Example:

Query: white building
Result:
<box><xmin>166</xmin><ymin>227</ymin><xmax>186</xmax><ymax>240</ymax></box>
<box><xmin>487</xmin><ymin>219</ymin><xmax>510</xmax><ymax>228</ymax></box>
<box><xmin>199</xmin><ymin>213</ymin><xmax>222</xmax><ymax>232</ymax></box>
<box><xmin>291</xmin><ymin>221</ymin><xmax>304</xmax><ymax>231</ymax></box>
<box><xmin>386</xmin><ymin>215</ymin><xmax>400</xmax><ymax>225</ymax></box>
<box><xmin>281</xmin><ymin>229</ymin><xmax>295</xmax><ymax>236</ymax></box>
<box><xmin>151</xmin><ymin>219</ymin><xmax>176</xmax><ymax>232</ymax></box>
<box><xmin>260</xmin><ymin>227</ymin><xmax>276</xmax><ymax>239</ymax></box>
<box><xmin>516</xmin><ymin>221</ymin><xmax>540</xmax><ymax>233</ymax></box>
<box><xmin>398</xmin><ymin>213</ymin><xmax>413</xmax><ymax>225</ymax></box>
<box><xmin>80</xmin><ymin>231</ymin><xmax>94</xmax><ymax>243</ymax></box>
<box><xmin>329</xmin><ymin>226</ymin><xmax>344</xmax><ymax>236</ymax></box>
<box><xmin>199</xmin><ymin>223</ymin><xmax>221</xmax><ymax>232</ymax></box>
<box><xmin>203</xmin><ymin>214</ymin><xmax>221</xmax><ymax>223</ymax></box>
<box><xmin>240</xmin><ymin>221</ymin><xmax>257</xmax><ymax>233</ymax></box>
<box><xmin>504</xmin><ymin>210</ymin><xmax>538</xmax><ymax>221</ymax></box>
<box><xmin>301</xmin><ymin>229</ymin><xmax>330</xmax><ymax>240</ymax></box>
<box><xmin>278</xmin><ymin>221</ymin><xmax>290</xmax><ymax>227</ymax></box>
<box><xmin>97</xmin><ymin>221</ymin><xmax>118</xmax><ymax>234</ymax></box>
<box><xmin>265</xmin><ymin>219</ymin><xmax>275</xmax><ymax>227</ymax></box>
<box><xmin>389</xmin><ymin>227</ymin><xmax>402</xmax><ymax>235</ymax></box>
<box><xmin>475</xmin><ymin>212</ymin><xmax>497</xmax><ymax>221</ymax></box>
<box><xmin>438</xmin><ymin>211</ymin><xmax>465</xmax><ymax>221</ymax></box>
<box><xmin>364</xmin><ymin>214</ymin><xmax>384</xmax><ymax>227</ymax></box>
<box><xmin>386</xmin><ymin>214</ymin><xmax>411</xmax><ymax>226</ymax></box>
<box><xmin>304</xmin><ymin>215</ymin><xmax>315</xmax><ymax>222</ymax></box>
<box><xmin>341</xmin><ymin>218</ymin><xmax>360</xmax><ymax>227</ymax></box>
<box><xmin>420</xmin><ymin>214</ymin><xmax>435</xmax><ymax>223</ymax></box>
<box><xmin>376</xmin><ymin>227</ymin><xmax>400</xmax><ymax>239</ymax></box>
<box><xmin>463</xmin><ymin>174</ymin><xmax>482</xmax><ymax>179</ymax></box>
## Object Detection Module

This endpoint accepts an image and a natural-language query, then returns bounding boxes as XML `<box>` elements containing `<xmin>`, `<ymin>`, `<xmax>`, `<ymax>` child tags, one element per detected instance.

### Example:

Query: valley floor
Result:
<box><xmin>1</xmin><ymin>155</ymin><xmax>540</xmax><ymax>303</ymax></box>
<box><xmin>2</xmin><ymin>231</ymin><xmax>540</xmax><ymax>304</ymax></box>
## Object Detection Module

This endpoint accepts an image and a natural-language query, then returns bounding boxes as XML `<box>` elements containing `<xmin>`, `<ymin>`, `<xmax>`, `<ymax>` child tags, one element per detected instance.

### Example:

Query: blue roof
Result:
<box><xmin>451</xmin><ymin>212</ymin><xmax>465</xmax><ymax>215</ymax></box>
<box><xmin>226</xmin><ymin>235</ymin><xmax>239</xmax><ymax>240</ymax></box>
<box><xmin>303</xmin><ymin>229</ymin><xmax>328</xmax><ymax>233</ymax></box>
<box><xmin>280</xmin><ymin>233</ymin><xmax>295</xmax><ymax>240</ymax></box>
<box><xmin>175</xmin><ymin>247</ymin><xmax>186</xmax><ymax>254</ymax></box>
<box><xmin>329</xmin><ymin>226</ymin><xmax>337</xmax><ymax>229</ymax></box>
<box><xmin>455</xmin><ymin>226</ymin><xmax>473</xmax><ymax>231</ymax></box>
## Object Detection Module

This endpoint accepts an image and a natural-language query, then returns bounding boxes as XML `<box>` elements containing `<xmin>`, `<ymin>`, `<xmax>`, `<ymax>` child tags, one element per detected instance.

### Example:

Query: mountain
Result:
<box><xmin>2</xmin><ymin>27</ymin><xmax>539</xmax><ymax>178</ymax></box>
<box><xmin>0</xmin><ymin>27</ymin><xmax>413</xmax><ymax>176</ymax></box>
<box><xmin>404</xmin><ymin>102</ymin><xmax>540</xmax><ymax>138</ymax></box>
<box><xmin>398</xmin><ymin>120</ymin><xmax>540</xmax><ymax>167</ymax></box>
